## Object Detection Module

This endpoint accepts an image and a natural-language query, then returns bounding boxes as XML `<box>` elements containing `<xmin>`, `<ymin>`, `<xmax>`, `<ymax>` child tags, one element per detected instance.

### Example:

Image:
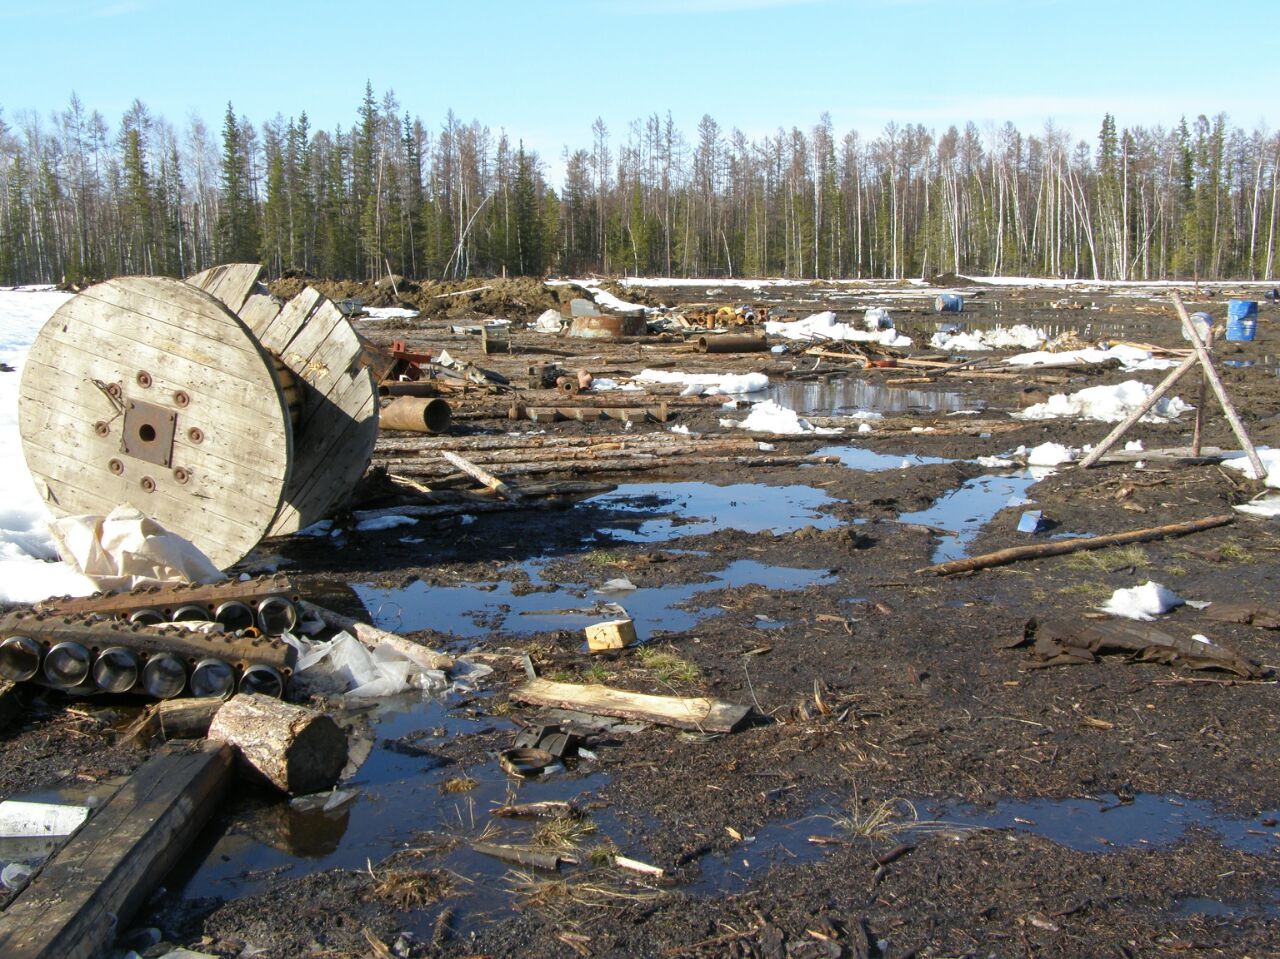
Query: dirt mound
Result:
<box><xmin>264</xmin><ymin>276</ymin><xmax>576</xmax><ymax>321</ymax></box>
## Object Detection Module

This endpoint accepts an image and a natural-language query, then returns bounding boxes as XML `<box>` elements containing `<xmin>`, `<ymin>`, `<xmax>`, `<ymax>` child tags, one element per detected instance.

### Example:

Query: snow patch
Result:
<box><xmin>764</xmin><ymin>311</ymin><xmax>911</xmax><ymax>348</ymax></box>
<box><xmin>1016</xmin><ymin>380</ymin><xmax>1191</xmax><ymax>423</ymax></box>
<box><xmin>1100</xmin><ymin>581</ymin><xmax>1184</xmax><ymax>621</ymax></box>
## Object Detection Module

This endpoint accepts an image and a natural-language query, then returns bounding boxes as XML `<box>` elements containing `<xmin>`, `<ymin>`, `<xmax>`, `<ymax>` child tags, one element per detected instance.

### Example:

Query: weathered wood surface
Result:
<box><xmin>512</xmin><ymin>678</ymin><xmax>752</xmax><ymax>733</ymax></box>
<box><xmin>185</xmin><ymin>263</ymin><xmax>263</xmax><ymax>315</ymax></box>
<box><xmin>441</xmin><ymin>450</ymin><xmax>524</xmax><ymax>501</ymax></box>
<box><xmin>920</xmin><ymin>514</ymin><xmax>1234</xmax><ymax>576</ymax></box>
<box><xmin>18</xmin><ymin>277</ymin><xmax>292</xmax><ymax>569</ymax></box>
<box><xmin>187</xmin><ymin>270</ymin><xmax>380</xmax><ymax>536</ymax></box>
<box><xmin>209</xmin><ymin>693</ymin><xmax>348</xmax><ymax>795</ymax></box>
<box><xmin>0</xmin><ymin>743</ymin><xmax>233</xmax><ymax>959</ymax></box>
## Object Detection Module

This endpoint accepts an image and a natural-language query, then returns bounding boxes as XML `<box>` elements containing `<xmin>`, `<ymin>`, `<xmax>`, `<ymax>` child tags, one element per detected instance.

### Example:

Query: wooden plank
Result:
<box><xmin>192</xmin><ymin>284</ymin><xmax>378</xmax><ymax>537</ymax></box>
<box><xmin>238</xmin><ymin>292</ymin><xmax>282</xmax><ymax>332</ymax></box>
<box><xmin>185</xmin><ymin>263</ymin><xmax>262</xmax><ymax>315</ymax></box>
<box><xmin>511</xmin><ymin>678</ymin><xmax>751</xmax><ymax>733</ymax></box>
<box><xmin>0</xmin><ymin>743</ymin><xmax>233</xmax><ymax>959</ymax></box>
<box><xmin>0</xmin><ymin>681</ymin><xmax>21</xmax><ymax>731</ymax></box>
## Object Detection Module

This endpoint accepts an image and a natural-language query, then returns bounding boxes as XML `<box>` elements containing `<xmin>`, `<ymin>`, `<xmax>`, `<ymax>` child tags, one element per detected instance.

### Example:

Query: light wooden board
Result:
<box><xmin>18</xmin><ymin>277</ymin><xmax>292</xmax><ymax>569</ymax></box>
<box><xmin>0</xmin><ymin>743</ymin><xmax>233</xmax><ymax>959</ymax></box>
<box><xmin>511</xmin><ymin>678</ymin><xmax>751</xmax><ymax>733</ymax></box>
<box><xmin>185</xmin><ymin>263</ymin><xmax>263</xmax><ymax>315</ymax></box>
<box><xmin>188</xmin><ymin>279</ymin><xmax>379</xmax><ymax>535</ymax></box>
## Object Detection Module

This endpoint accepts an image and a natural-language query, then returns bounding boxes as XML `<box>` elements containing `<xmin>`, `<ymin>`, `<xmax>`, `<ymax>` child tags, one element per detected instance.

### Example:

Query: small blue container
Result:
<box><xmin>934</xmin><ymin>293</ymin><xmax>964</xmax><ymax>313</ymax></box>
<box><xmin>1227</xmin><ymin>299</ymin><xmax>1258</xmax><ymax>321</ymax></box>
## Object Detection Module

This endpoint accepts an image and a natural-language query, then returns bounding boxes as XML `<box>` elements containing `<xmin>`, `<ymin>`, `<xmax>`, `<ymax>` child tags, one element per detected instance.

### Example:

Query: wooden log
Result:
<box><xmin>208</xmin><ymin>693</ymin><xmax>348</xmax><ymax>795</ymax></box>
<box><xmin>441</xmin><ymin>450</ymin><xmax>524</xmax><ymax>501</ymax></box>
<box><xmin>470</xmin><ymin>841</ymin><xmax>566</xmax><ymax>870</ymax></box>
<box><xmin>0</xmin><ymin>680</ymin><xmax>21</xmax><ymax>731</ymax></box>
<box><xmin>511</xmin><ymin>678</ymin><xmax>751</xmax><ymax>733</ymax></box>
<box><xmin>1073</xmin><ymin>351</ymin><xmax>1201</xmax><ymax>469</ymax></box>
<box><xmin>123</xmin><ymin>697</ymin><xmax>223</xmax><ymax>744</ymax></box>
<box><xmin>919</xmin><ymin>514</ymin><xmax>1234</xmax><ymax>577</ymax></box>
<box><xmin>297</xmin><ymin>601</ymin><xmax>454</xmax><ymax>672</ymax></box>
<box><xmin>0</xmin><ymin>743</ymin><xmax>233</xmax><ymax>959</ymax></box>
<box><xmin>384</xmin><ymin>453</ymin><xmax>840</xmax><ymax>480</ymax></box>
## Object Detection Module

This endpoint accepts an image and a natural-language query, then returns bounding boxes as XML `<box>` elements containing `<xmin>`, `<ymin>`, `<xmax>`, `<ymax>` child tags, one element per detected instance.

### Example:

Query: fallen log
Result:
<box><xmin>0</xmin><ymin>743</ymin><xmax>232</xmax><ymax>959</ymax></box>
<box><xmin>297</xmin><ymin>601</ymin><xmax>454</xmax><ymax>672</ymax></box>
<box><xmin>441</xmin><ymin>450</ymin><xmax>524</xmax><ymax>502</ymax></box>
<box><xmin>209</xmin><ymin>693</ymin><xmax>348</xmax><ymax>795</ymax></box>
<box><xmin>511</xmin><ymin>678</ymin><xmax>752</xmax><ymax>733</ymax></box>
<box><xmin>385</xmin><ymin>453</ymin><xmax>841</xmax><ymax>480</ymax></box>
<box><xmin>124</xmin><ymin>697</ymin><xmax>223</xmax><ymax>744</ymax></box>
<box><xmin>470</xmin><ymin>841</ymin><xmax>568</xmax><ymax>870</ymax></box>
<box><xmin>919</xmin><ymin>514</ymin><xmax>1234</xmax><ymax>576</ymax></box>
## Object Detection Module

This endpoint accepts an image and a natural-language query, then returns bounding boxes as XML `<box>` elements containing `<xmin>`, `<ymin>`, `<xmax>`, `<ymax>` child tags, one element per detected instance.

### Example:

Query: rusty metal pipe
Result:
<box><xmin>695</xmin><ymin>333</ymin><xmax>769</xmax><ymax>353</ymax></box>
<box><xmin>379</xmin><ymin>396</ymin><xmax>453</xmax><ymax>434</ymax></box>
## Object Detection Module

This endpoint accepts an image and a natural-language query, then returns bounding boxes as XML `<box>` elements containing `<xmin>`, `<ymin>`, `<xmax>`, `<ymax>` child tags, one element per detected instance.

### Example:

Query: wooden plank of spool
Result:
<box><xmin>18</xmin><ymin>277</ymin><xmax>292</xmax><ymax>570</ymax></box>
<box><xmin>186</xmin><ymin>263</ymin><xmax>264</xmax><ymax>315</ymax></box>
<box><xmin>186</xmin><ymin>268</ymin><xmax>379</xmax><ymax>536</ymax></box>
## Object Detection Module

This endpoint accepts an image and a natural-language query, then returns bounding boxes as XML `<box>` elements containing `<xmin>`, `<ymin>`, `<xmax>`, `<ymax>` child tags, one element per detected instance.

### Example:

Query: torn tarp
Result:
<box><xmin>1008</xmin><ymin>617</ymin><xmax>1264</xmax><ymax>678</ymax></box>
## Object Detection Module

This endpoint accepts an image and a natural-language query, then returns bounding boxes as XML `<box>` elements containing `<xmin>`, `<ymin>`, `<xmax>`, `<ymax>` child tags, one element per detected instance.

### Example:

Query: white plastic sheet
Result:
<box><xmin>48</xmin><ymin>505</ymin><xmax>226</xmax><ymax>590</ymax></box>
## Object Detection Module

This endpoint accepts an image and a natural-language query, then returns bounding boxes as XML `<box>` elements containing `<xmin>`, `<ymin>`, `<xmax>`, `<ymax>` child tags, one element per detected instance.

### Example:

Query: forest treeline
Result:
<box><xmin>2</xmin><ymin>84</ymin><xmax>1277</xmax><ymax>286</ymax></box>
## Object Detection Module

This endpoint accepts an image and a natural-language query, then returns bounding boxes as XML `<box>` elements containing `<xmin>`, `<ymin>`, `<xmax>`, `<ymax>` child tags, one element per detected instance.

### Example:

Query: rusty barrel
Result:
<box><xmin>379</xmin><ymin>396</ymin><xmax>453</xmax><ymax>434</ymax></box>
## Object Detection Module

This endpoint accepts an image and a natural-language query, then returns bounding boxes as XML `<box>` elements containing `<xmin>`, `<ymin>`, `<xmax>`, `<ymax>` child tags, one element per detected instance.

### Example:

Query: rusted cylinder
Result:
<box><xmin>695</xmin><ymin>333</ymin><xmax>769</xmax><ymax>354</ymax></box>
<box><xmin>556</xmin><ymin>376</ymin><xmax>580</xmax><ymax>396</ymax></box>
<box><xmin>379</xmin><ymin>396</ymin><xmax>453</xmax><ymax>434</ymax></box>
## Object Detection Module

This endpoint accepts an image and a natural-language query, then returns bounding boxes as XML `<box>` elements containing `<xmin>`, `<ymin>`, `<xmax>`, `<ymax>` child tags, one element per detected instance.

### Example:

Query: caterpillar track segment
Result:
<box><xmin>0</xmin><ymin>610</ymin><xmax>295</xmax><ymax>700</ymax></box>
<box><xmin>35</xmin><ymin>574</ymin><xmax>301</xmax><ymax>636</ymax></box>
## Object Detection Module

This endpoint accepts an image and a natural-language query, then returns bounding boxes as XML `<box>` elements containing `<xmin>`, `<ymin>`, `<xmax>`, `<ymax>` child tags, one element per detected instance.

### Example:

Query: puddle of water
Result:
<box><xmin>169</xmin><ymin>694</ymin><xmax>623</xmax><ymax>939</ymax></box>
<box><xmin>354</xmin><ymin>559</ymin><xmax>834</xmax><ymax>640</ymax></box>
<box><xmin>590</xmin><ymin>481</ymin><xmax>839</xmax><ymax>543</ymax></box>
<box><xmin>898</xmin><ymin>471</ymin><xmax>1036</xmax><ymax>563</ymax></box>
<box><xmin>1175</xmin><ymin>892</ymin><xmax>1280</xmax><ymax>919</ymax></box>
<box><xmin>691</xmin><ymin>792</ymin><xmax>1280</xmax><ymax>898</ymax></box>
<box><xmin>814</xmin><ymin>445</ymin><xmax>953</xmax><ymax>472</ymax></box>
<box><xmin>934</xmin><ymin>794</ymin><xmax>1280</xmax><ymax>855</ymax></box>
<box><xmin>768</xmin><ymin>378</ymin><xmax>978</xmax><ymax>416</ymax></box>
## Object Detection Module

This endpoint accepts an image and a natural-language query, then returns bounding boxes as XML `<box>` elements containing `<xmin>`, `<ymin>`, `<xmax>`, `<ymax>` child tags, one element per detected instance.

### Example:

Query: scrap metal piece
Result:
<box><xmin>120</xmin><ymin>396</ymin><xmax>178</xmax><ymax>468</ymax></box>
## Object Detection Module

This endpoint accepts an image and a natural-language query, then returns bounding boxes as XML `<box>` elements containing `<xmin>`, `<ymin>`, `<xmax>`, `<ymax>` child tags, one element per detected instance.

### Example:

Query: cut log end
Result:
<box><xmin>209</xmin><ymin>693</ymin><xmax>348</xmax><ymax>795</ymax></box>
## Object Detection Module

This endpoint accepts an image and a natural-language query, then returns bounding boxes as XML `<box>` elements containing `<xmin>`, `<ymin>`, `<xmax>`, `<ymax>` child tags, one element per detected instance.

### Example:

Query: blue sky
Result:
<box><xmin>1</xmin><ymin>0</ymin><xmax>1275</xmax><ymax>167</ymax></box>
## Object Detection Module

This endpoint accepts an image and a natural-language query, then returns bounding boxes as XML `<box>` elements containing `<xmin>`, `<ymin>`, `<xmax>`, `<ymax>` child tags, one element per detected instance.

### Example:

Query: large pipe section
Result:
<box><xmin>379</xmin><ymin>396</ymin><xmax>453</xmax><ymax>434</ymax></box>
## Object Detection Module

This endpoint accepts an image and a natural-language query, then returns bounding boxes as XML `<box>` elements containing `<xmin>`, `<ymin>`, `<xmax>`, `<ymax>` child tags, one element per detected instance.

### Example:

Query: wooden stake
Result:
<box><xmin>511</xmin><ymin>678</ymin><xmax>751</xmax><ymax>733</ymax></box>
<box><xmin>919</xmin><ymin>514</ymin><xmax>1234</xmax><ymax>577</ymax></box>
<box><xmin>1172</xmin><ymin>293</ymin><xmax>1266</xmax><ymax>480</ymax></box>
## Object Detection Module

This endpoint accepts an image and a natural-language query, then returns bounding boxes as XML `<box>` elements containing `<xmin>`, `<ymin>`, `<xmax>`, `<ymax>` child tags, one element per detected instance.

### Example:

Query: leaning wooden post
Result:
<box><xmin>1172</xmin><ymin>293</ymin><xmax>1266</xmax><ymax>480</ymax></box>
<box><xmin>1077</xmin><ymin>352</ymin><xmax>1200</xmax><ymax>469</ymax></box>
<box><xmin>1191</xmin><ymin>326</ymin><xmax>1214</xmax><ymax>456</ymax></box>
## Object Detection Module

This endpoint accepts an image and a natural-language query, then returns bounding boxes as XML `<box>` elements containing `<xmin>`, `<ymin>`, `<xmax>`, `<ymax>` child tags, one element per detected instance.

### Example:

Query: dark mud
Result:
<box><xmin>5</xmin><ymin>279</ymin><xmax>1280</xmax><ymax>958</ymax></box>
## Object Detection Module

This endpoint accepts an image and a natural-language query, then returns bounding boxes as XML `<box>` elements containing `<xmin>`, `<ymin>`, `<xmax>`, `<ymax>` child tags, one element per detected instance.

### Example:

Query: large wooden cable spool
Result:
<box><xmin>18</xmin><ymin>267</ymin><xmax>380</xmax><ymax>571</ymax></box>
<box><xmin>184</xmin><ymin>264</ymin><xmax>379</xmax><ymax>537</ymax></box>
<box><xmin>18</xmin><ymin>276</ymin><xmax>293</xmax><ymax>570</ymax></box>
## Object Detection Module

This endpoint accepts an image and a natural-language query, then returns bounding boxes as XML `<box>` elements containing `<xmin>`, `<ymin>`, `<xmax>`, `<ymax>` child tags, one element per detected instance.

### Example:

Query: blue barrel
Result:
<box><xmin>1226</xmin><ymin>317</ymin><xmax>1257</xmax><ymax>341</ymax></box>
<box><xmin>1228</xmin><ymin>299</ymin><xmax>1258</xmax><ymax>321</ymax></box>
<box><xmin>934</xmin><ymin>293</ymin><xmax>964</xmax><ymax>313</ymax></box>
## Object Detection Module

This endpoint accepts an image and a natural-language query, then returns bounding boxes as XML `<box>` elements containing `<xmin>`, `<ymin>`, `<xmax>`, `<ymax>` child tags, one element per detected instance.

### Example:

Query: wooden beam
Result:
<box><xmin>511</xmin><ymin>678</ymin><xmax>751</xmax><ymax>733</ymax></box>
<box><xmin>0</xmin><ymin>743</ymin><xmax>233</xmax><ymax>959</ymax></box>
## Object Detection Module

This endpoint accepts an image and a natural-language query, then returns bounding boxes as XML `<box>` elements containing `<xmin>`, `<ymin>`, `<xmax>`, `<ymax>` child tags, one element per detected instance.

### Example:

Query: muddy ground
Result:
<box><xmin>3</xmin><ymin>278</ymin><xmax>1279</xmax><ymax>958</ymax></box>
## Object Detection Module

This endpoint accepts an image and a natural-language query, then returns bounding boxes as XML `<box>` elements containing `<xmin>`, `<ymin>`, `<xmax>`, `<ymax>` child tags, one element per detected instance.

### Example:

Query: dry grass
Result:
<box><xmin>636</xmin><ymin>645</ymin><xmax>701</xmax><ymax>683</ymax></box>
<box><xmin>365</xmin><ymin>866</ymin><xmax>453</xmax><ymax>910</ymax></box>
<box><xmin>830</xmin><ymin>794</ymin><xmax>921</xmax><ymax>841</ymax></box>
<box><xmin>531</xmin><ymin>815</ymin><xmax>597</xmax><ymax>851</ymax></box>
<box><xmin>440</xmin><ymin>775</ymin><xmax>478</xmax><ymax>794</ymax></box>
<box><xmin>505</xmin><ymin>867</ymin><xmax>667</xmax><ymax>920</ymax></box>
<box><xmin>1063</xmin><ymin>544</ymin><xmax>1149</xmax><ymax>571</ymax></box>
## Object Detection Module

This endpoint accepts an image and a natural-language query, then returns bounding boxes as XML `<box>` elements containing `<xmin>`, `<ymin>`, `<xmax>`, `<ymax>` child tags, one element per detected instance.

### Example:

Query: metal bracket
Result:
<box><xmin>121</xmin><ymin>396</ymin><xmax>177</xmax><ymax>468</ymax></box>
